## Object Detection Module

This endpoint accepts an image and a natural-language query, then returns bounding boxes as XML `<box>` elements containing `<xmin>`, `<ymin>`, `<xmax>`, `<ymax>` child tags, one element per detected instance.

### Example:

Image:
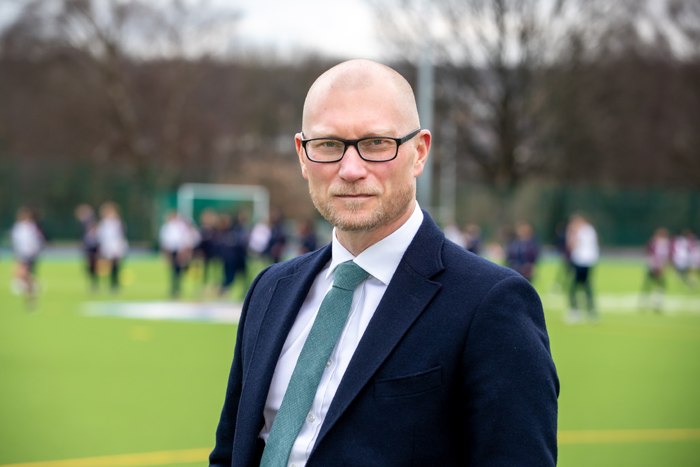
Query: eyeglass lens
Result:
<box><xmin>306</xmin><ymin>138</ymin><xmax>397</xmax><ymax>162</ymax></box>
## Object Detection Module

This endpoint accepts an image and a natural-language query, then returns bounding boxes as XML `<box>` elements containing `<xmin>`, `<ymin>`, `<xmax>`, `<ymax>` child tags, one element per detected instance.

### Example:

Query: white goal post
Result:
<box><xmin>176</xmin><ymin>183</ymin><xmax>270</xmax><ymax>224</ymax></box>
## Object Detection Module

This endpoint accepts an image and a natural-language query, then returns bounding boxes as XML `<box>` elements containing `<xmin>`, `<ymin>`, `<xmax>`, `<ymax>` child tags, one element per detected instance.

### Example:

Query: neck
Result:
<box><xmin>335</xmin><ymin>200</ymin><xmax>415</xmax><ymax>256</ymax></box>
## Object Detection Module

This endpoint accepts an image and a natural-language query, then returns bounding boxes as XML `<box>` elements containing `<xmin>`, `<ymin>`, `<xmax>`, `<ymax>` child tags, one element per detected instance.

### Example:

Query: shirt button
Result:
<box><xmin>307</xmin><ymin>413</ymin><xmax>316</xmax><ymax>423</ymax></box>
<box><xmin>290</xmin><ymin>464</ymin><xmax>297</xmax><ymax>467</ymax></box>
<box><xmin>326</xmin><ymin>360</ymin><xmax>332</xmax><ymax>368</ymax></box>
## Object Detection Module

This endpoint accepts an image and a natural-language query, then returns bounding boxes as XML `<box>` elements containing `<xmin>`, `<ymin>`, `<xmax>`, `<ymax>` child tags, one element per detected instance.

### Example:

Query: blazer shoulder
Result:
<box><xmin>407</xmin><ymin>214</ymin><xmax>521</xmax><ymax>291</ymax></box>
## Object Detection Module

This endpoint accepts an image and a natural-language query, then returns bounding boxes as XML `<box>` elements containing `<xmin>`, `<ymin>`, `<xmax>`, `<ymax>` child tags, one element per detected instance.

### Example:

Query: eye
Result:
<box><xmin>309</xmin><ymin>139</ymin><xmax>341</xmax><ymax>150</ymax></box>
<box><xmin>359</xmin><ymin>138</ymin><xmax>394</xmax><ymax>152</ymax></box>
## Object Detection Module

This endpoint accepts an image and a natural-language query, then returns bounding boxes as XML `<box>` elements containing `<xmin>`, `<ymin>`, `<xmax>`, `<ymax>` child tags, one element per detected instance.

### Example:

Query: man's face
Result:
<box><xmin>295</xmin><ymin>80</ymin><xmax>429</xmax><ymax>233</ymax></box>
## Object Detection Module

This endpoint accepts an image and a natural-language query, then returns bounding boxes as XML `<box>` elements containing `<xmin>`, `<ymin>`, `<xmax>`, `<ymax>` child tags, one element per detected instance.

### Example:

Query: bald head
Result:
<box><xmin>302</xmin><ymin>59</ymin><xmax>420</xmax><ymax>134</ymax></box>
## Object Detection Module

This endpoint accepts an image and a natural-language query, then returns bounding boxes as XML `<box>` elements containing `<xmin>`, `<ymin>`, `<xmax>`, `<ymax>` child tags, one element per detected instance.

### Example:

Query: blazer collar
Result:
<box><xmin>398</xmin><ymin>210</ymin><xmax>445</xmax><ymax>279</ymax></box>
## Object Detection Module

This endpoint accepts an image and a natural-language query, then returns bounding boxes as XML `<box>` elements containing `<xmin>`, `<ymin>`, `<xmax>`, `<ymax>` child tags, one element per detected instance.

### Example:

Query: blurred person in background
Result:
<box><xmin>566</xmin><ymin>213</ymin><xmax>599</xmax><ymax>324</ymax></box>
<box><xmin>194</xmin><ymin>208</ymin><xmax>220</xmax><ymax>287</ymax></box>
<box><xmin>249</xmin><ymin>216</ymin><xmax>272</xmax><ymax>259</ymax></box>
<box><xmin>671</xmin><ymin>229</ymin><xmax>696</xmax><ymax>289</ymax></box>
<box><xmin>506</xmin><ymin>221</ymin><xmax>540</xmax><ymax>282</ymax></box>
<box><xmin>218</xmin><ymin>211</ymin><xmax>249</xmax><ymax>297</ymax></box>
<box><xmin>11</xmin><ymin>207</ymin><xmax>45</xmax><ymax>308</ymax></box>
<box><xmin>464</xmin><ymin>223</ymin><xmax>482</xmax><ymax>255</ymax></box>
<box><xmin>97</xmin><ymin>202</ymin><xmax>128</xmax><ymax>293</ymax></box>
<box><xmin>550</xmin><ymin>221</ymin><xmax>572</xmax><ymax>293</ymax></box>
<box><xmin>160</xmin><ymin>210</ymin><xmax>200</xmax><ymax>298</ymax></box>
<box><xmin>266</xmin><ymin>207</ymin><xmax>287</xmax><ymax>263</ymax></box>
<box><xmin>297</xmin><ymin>218</ymin><xmax>318</xmax><ymax>256</ymax></box>
<box><xmin>639</xmin><ymin>227</ymin><xmax>671</xmax><ymax>311</ymax></box>
<box><xmin>442</xmin><ymin>220</ymin><xmax>466</xmax><ymax>248</ymax></box>
<box><xmin>501</xmin><ymin>224</ymin><xmax>516</xmax><ymax>266</ymax></box>
<box><xmin>74</xmin><ymin>203</ymin><xmax>95</xmax><ymax>232</ymax></box>
<box><xmin>74</xmin><ymin>204</ymin><xmax>100</xmax><ymax>292</ymax></box>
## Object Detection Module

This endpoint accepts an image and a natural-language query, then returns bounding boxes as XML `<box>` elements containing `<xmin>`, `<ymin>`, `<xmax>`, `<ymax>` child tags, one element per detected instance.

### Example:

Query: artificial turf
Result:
<box><xmin>0</xmin><ymin>255</ymin><xmax>698</xmax><ymax>466</ymax></box>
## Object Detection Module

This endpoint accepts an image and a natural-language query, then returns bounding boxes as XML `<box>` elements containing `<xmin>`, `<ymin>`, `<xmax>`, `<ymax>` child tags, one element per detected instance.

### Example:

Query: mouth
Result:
<box><xmin>335</xmin><ymin>194</ymin><xmax>373</xmax><ymax>199</ymax></box>
<box><xmin>330</xmin><ymin>186</ymin><xmax>380</xmax><ymax>197</ymax></box>
<box><xmin>333</xmin><ymin>194</ymin><xmax>376</xmax><ymax>205</ymax></box>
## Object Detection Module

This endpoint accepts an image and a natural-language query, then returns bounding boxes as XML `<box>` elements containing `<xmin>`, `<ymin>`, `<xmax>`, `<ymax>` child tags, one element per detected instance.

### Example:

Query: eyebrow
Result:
<box><xmin>302</xmin><ymin>128</ymin><xmax>399</xmax><ymax>139</ymax></box>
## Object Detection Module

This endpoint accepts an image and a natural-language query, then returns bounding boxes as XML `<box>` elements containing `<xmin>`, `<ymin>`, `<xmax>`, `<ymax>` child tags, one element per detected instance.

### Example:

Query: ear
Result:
<box><xmin>412</xmin><ymin>130</ymin><xmax>431</xmax><ymax>178</ymax></box>
<box><xmin>295</xmin><ymin>133</ymin><xmax>309</xmax><ymax>180</ymax></box>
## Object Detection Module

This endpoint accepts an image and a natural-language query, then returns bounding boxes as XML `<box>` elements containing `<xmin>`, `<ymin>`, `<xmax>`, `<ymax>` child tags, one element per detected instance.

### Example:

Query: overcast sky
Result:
<box><xmin>0</xmin><ymin>0</ymin><xmax>385</xmax><ymax>60</ymax></box>
<box><xmin>223</xmin><ymin>0</ymin><xmax>384</xmax><ymax>60</ymax></box>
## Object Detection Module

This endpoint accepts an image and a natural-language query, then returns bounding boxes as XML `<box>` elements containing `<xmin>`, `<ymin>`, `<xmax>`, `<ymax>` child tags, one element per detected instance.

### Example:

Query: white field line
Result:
<box><xmin>81</xmin><ymin>292</ymin><xmax>699</xmax><ymax>324</ymax></box>
<box><xmin>83</xmin><ymin>301</ymin><xmax>242</xmax><ymax>324</ymax></box>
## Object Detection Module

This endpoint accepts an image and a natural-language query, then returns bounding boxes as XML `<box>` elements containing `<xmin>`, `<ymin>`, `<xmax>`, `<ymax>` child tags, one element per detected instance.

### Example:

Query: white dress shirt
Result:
<box><xmin>260</xmin><ymin>203</ymin><xmax>424</xmax><ymax>467</ymax></box>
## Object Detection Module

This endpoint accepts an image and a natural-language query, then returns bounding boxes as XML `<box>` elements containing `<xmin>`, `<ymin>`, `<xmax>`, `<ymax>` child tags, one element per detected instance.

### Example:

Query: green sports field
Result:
<box><xmin>1</xmin><ymin>255</ymin><xmax>699</xmax><ymax>466</ymax></box>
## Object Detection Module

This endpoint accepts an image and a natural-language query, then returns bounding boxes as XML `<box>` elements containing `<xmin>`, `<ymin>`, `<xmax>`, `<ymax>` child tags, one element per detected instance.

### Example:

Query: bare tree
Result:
<box><xmin>3</xmin><ymin>0</ymin><xmax>238</xmax><ymax>176</ymax></box>
<box><xmin>373</xmin><ymin>0</ymin><xmax>576</xmax><ymax>221</ymax></box>
<box><xmin>541</xmin><ymin>0</ymin><xmax>700</xmax><ymax>187</ymax></box>
<box><xmin>373</xmin><ymin>0</ymin><xmax>700</xmax><ymax>224</ymax></box>
<box><xmin>0</xmin><ymin>0</ymin><xmax>241</xmax><ymax>238</ymax></box>
<box><xmin>665</xmin><ymin>0</ymin><xmax>700</xmax><ymax>182</ymax></box>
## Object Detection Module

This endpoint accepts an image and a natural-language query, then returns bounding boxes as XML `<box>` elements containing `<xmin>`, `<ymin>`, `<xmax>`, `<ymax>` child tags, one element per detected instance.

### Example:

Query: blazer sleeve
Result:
<box><xmin>459</xmin><ymin>274</ymin><xmax>559</xmax><ymax>467</ymax></box>
<box><xmin>209</xmin><ymin>267</ymin><xmax>269</xmax><ymax>467</ymax></box>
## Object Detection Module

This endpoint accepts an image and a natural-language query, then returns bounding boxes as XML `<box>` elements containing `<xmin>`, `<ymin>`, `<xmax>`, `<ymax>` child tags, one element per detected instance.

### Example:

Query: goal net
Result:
<box><xmin>176</xmin><ymin>183</ymin><xmax>270</xmax><ymax>224</ymax></box>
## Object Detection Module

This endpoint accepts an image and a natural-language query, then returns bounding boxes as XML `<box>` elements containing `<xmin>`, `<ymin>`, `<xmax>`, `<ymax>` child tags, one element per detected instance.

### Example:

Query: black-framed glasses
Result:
<box><xmin>301</xmin><ymin>129</ymin><xmax>421</xmax><ymax>163</ymax></box>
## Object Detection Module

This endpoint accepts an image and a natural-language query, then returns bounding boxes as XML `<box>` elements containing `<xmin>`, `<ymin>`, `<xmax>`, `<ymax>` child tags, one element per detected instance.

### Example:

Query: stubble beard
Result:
<box><xmin>309</xmin><ymin>181</ymin><xmax>416</xmax><ymax>232</ymax></box>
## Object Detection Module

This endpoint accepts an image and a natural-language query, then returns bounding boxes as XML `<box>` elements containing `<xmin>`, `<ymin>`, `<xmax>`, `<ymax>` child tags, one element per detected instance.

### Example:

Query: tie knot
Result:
<box><xmin>332</xmin><ymin>261</ymin><xmax>370</xmax><ymax>291</ymax></box>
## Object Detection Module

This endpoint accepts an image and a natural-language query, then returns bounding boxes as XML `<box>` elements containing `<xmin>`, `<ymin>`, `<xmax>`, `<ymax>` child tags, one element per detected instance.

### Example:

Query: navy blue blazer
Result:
<box><xmin>210</xmin><ymin>213</ymin><xmax>559</xmax><ymax>466</ymax></box>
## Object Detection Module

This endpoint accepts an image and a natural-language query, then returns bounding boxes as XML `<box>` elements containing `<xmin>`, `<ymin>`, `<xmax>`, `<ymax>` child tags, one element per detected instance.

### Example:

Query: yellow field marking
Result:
<box><xmin>127</xmin><ymin>325</ymin><xmax>153</xmax><ymax>342</ymax></box>
<box><xmin>559</xmin><ymin>428</ymin><xmax>700</xmax><ymax>444</ymax></box>
<box><xmin>0</xmin><ymin>448</ymin><xmax>211</xmax><ymax>467</ymax></box>
<box><xmin>4</xmin><ymin>430</ymin><xmax>700</xmax><ymax>467</ymax></box>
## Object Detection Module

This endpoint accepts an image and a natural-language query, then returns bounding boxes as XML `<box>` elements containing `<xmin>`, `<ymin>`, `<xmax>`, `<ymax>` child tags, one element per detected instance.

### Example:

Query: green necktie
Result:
<box><xmin>260</xmin><ymin>260</ymin><xmax>370</xmax><ymax>467</ymax></box>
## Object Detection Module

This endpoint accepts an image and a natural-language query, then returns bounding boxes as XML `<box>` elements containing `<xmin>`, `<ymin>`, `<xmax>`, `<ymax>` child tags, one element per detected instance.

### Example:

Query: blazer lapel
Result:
<box><xmin>314</xmin><ymin>214</ymin><xmax>446</xmax><ymax>447</ymax></box>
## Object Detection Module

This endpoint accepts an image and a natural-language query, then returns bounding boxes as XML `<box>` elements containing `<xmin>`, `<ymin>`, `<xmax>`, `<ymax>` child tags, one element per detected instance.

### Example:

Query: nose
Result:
<box><xmin>338</xmin><ymin>144</ymin><xmax>368</xmax><ymax>182</ymax></box>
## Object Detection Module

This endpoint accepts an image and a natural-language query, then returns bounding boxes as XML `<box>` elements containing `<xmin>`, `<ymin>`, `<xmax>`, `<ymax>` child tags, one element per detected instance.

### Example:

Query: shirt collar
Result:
<box><xmin>327</xmin><ymin>202</ymin><xmax>424</xmax><ymax>285</ymax></box>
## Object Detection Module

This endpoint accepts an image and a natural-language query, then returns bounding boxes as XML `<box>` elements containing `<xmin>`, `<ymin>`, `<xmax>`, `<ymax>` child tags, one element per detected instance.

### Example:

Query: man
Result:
<box><xmin>210</xmin><ymin>60</ymin><xmax>558</xmax><ymax>467</ymax></box>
